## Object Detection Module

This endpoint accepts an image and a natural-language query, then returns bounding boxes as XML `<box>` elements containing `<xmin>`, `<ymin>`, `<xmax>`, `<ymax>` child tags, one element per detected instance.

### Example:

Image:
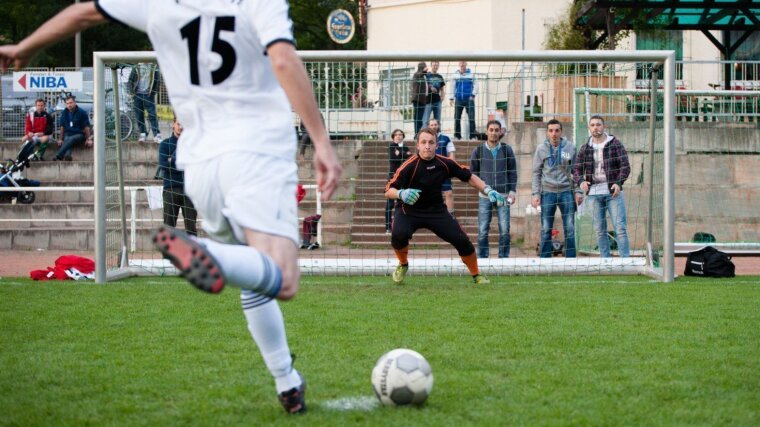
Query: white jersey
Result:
<box><xmin>96</xmin><ymin>0</ymin><xmax>297</xmax><ymax>167</ymax></box>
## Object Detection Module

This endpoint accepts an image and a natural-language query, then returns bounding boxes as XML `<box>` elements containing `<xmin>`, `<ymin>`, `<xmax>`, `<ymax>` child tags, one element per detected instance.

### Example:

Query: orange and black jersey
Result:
<box><xmin>386</xmin><ymin>154</ymin><xmax>472</xmax><ymax>214</ymax></box>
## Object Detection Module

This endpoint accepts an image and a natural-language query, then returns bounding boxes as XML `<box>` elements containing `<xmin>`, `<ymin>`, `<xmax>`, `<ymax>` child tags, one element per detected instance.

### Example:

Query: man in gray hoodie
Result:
<box><xmin>531</xmin><ymin>119</ymin><xmax>580</xmax><ymax>258</ymax></box>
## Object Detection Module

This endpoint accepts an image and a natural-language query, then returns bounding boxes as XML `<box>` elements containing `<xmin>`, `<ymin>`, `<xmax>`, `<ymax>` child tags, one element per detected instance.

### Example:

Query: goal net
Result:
<box><xmin>93</xmin><ymin>51</ymin><xmax>679</xmax><ymax>283</ymax></box>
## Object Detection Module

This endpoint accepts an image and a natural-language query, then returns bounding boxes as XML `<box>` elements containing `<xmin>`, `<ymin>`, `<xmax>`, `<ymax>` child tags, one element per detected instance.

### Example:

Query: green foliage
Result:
<box><xmin>290</xmin><ymin>1</ymin><xmax>367</xmax><ymax>50</ymax></box>
<box><xmin>1</xmin><ymin>275</ymin><xmax>760</xmax><ymax>425</ymax></box>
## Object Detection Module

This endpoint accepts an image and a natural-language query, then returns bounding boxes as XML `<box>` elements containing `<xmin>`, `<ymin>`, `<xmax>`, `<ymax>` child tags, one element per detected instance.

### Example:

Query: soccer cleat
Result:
<box><xmin>278</xmin><ymin>372</ymin><xmax>307</xmax><ymax>414</ymax></box>
<box><xmin>473</xmin><ymin>274</ymin><xmax>491</xmax><ymax>284</ymax></box>
<box><xmin>392</xmin><ymin>264</ymin><xmax>408</xmax><ymax>284</ymax></box>
<box><xmin>138</xmin><ymin>132</ymin><xmax>147</xmax><ymax>143</ymax></box>
<box><xmin>152</xmin><ymin>226</ymin><xmax>225</xmax><ymax>294</ymax></box>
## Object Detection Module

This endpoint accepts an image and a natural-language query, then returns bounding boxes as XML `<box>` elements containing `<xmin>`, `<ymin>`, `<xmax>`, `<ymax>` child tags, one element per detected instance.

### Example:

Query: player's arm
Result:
<box><xmin>0</xmin><ymin>2</ymin><xmax>106</xmax><ymax>71</ymax></box>
<box><xmin>267</xmin><ymin>41</ymin><xmax>342</xmax><ymax>200</ymax></box>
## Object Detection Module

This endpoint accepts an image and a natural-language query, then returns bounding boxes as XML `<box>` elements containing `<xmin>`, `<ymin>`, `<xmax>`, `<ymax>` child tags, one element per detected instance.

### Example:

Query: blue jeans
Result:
<box><xmin>133</xmin><ymin>92</ymin><xmax>159</xmax><ymax>136</ymax></box>
<box><xmin>539</xmin><ymin>191</ymin><xmax>576</xmax><ymax>258</ymax></box>
<box><xmin>454</xmin><ymin>98</ymin><xmax>476</xmax><ymax>139</ymax></box>
<box><xmin>422</xmin><ymin>100</ymin><xmax>442</xmax><ymax>126</ymax></box>
<box><xmin>55</xmin><ymin>133</ymin><xmax>85</xmax><ymax>159</ymax></box>
<box><xmin>477</xmin><ymin>197</ymin><xmax>510</xmax><ymax>258</ymax></box>
<box><xmin>588</xmin><ymin>193</ymin><xmax>630</xmax><ymax>258</ymax></box>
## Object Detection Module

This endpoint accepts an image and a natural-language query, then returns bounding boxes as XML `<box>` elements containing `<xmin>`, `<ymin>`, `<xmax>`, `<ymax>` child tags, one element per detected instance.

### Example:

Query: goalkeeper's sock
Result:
<box><xmin>241</xmin><ymin>297</ymin><xmax>301</xmax><ymax>393</ymax></box>
<box><xmin>394</xmin><ymin>245</ymin><xmax>409</xmax><ymax>265</ymax></box>
<box><xmin>200</xmin><ymin>238</ymin><xmax>282</xmax><ymax>297</ymax></box>
<box><xmin>461</xmin><ymin>252</ymin><xmax>480</xmax><ymax>276</ymax></box>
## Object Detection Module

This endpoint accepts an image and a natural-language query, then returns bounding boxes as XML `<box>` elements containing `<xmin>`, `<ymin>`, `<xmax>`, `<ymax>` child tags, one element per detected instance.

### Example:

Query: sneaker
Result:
<box><xmin>152</xmin><ymin>226</ymin><xmax>225</xmax><ymax>294</ymax></box>
<box><xmin>63</xmin><ymin>155</ymin><xmax>73</xmax><ymax>161</ymax></box>
<box><xmin>154</xmin><ymin>133</ymin><xmax>162</xmax><ymax>143</ymax></box>
<box><xmin>307</xmin><ymin>242</ymin><xmax>320</xmax><ymax>250</ymax></box>
<box><xmin>300</xmin><ymin>243</ymin><xmax>309</xmax><ymax>249</ymax></box>
<box><xmin>392</xmin><ymin>264</ymin><xmax>408</xmax><ymax>284</ymax></box>
<box><xmin>473</xmin><ymin>274</ymin><xmax>491</xmax><ymax>284</ymax></box>
<box><xmin>385</xmin><ymin>229</ymin><xmax>391</xmax><ymax>236</ymax></box>
<box><xmin>278</xmin><ymin>372</ymin><xmax>307</xmax><ymax>414</ymax></box>
<box><xmin>138</xmin><ymin>133</ymin><xmax>147</xmax><ymax>143</ymax></box>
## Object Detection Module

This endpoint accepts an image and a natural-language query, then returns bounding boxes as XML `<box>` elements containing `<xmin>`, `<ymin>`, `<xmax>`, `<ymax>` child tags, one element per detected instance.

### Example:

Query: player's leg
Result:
<box><xmin>390</xmin><ymin>211</ymin><xmax>415</xmax><ymax>283</ymax></box>
<box><xmin>155</xmin><ymin>153</ymin><xmax>296</xmax><ymax>298</ymax></box>
<box><xmin>145</xmin><ymin>96</ymin><xmax>160</xmax><ymax>140</ymax></box>
<box><xmin>558</xmin><ymin>191</ymin><xmax>576</xmax><ymax>257</ymax></box>
<box><xmin>466</xmin><ymin>99</ymin><xmax>477</xmax><ymax>138</ymax></box>
<box><xmin>476</xmin><ymin>197</ymin><xmax>492</xmax><ymax>258</ymax></box>
<box><xmin>539</xmin><ymin>192</ymin><xmax>558</xmax><ymax>258</ymax></box>
<box><xmin>429</xmin><ymin>213</ymin><xmax>487</xmax><ymax>282</ymax></box>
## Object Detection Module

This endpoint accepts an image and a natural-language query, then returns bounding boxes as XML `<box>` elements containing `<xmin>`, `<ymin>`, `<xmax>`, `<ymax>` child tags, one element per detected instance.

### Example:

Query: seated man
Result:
<box><xmin>22</xmin><ymin>99</ymin><xmax>54</xmax><ymax>160</ymax></box>
<box><xmin>54</xmin><ymin>95</ymin><xmax>92</xmax><ymax>161</ymax></box>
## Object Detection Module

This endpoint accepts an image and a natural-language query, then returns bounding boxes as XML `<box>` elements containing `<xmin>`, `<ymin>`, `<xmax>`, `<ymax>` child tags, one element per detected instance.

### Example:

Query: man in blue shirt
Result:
<box><xmin>54</xmin><ymin>95</ymin><xmax>91</xmax><ymax>161</ymax></box>
<box><xmin>449</xmin><ymin>61</ymin><xmax>477</xmax><ymax>140</ymax></box>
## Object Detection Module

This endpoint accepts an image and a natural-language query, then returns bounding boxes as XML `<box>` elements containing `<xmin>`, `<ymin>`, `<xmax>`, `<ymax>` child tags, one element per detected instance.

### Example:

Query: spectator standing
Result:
<box><xmin>129</xmin><ymin>62</ymin><xmax>162</xmax><ymax>143</ymax></box>
<box><xmin>410</xmin><ymin>62</ymin><xmax>429</xmax><ymax>136</ymax></box>
<box><xmin>0</xmin><ymin>0</ymin><xmax>342</xmax><ymax>415</ymax></box>
<box><xmin>54</xmin><ymin>95</ymin><xmax>91</xmax><ymax>161</ymax></box>
<box><xmin>469</xmin><ymin>120</ymin><xmax>517</xmax><ymax>258</ymax></box>
<box><xmin>385</xmin><ymin>129</ymin><xmax>410</xmax><ymax>234</ymax></box>
<box><xmin>428</xmin><ymin>118</ymin><xmax>456</xmax><ymax>215</ymax></box>
<box><xmin>385</xmin><ymin>127</ymin><xmax>503</xmax><ymax>284</ymax></box>
<box><xmin>531</xmin><ymin>119</ymin><xmax>580</xmax><ymax>258</ymax></box>
<box><xmin>158</xmin><ymin>117</ymin><xmax>197</xmax><ymax>236</ymax></box>
<box><xmin>573</xmin><ymin>115</ymin><xmax>631</xmax><ymax>258</ymax></box>
<box><xmin>22</xmin><ymin>99</ymin><xmax>54</xmax><ymax>160</ymax></box>
<box><xmin>450</xmin><ymin>61</ymin><xmax>477</xmax><ymax>140</ymax></box>
<box><xmin>422</xmin><ymin>61</ymin><xmax>445</xmax><ymax>126</ymax></box>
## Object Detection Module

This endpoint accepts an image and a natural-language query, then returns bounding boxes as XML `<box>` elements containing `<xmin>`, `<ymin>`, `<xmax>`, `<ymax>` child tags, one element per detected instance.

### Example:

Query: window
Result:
<box><xmin>380</xmin><ymin>67</ymin><xmax>412</xmax><ymax>108</ymax></box>
<box><xmin>636</xmin><ymin>30</ymin><xmax>683</xmax><ymax>80</ymax></box>
<box><xmin>730</xmin><ymin>31</ymin><xmax>760</xmax><ymax>81</ymax></box>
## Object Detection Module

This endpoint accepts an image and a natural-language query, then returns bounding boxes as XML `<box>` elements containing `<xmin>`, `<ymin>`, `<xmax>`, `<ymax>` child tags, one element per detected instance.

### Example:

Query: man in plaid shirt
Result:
<box><xmin>573</xmin><ymin>115</ymin><xmax>631</xmax><ymax>258</ymax></box>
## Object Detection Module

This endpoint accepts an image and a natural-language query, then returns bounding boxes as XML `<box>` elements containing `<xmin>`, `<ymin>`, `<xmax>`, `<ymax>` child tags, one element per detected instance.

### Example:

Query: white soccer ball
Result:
<box><xmin>371</xmin><ymin>348</ymin><xmax>434</xmax><ymax>406</ymax></box>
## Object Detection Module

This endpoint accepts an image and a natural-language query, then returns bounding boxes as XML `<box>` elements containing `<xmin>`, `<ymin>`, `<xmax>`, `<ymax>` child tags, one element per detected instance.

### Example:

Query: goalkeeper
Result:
<box><xmin>385</xmin><ymin>127</ymin><xmax>503</xmax><ymax>285</ymax></box>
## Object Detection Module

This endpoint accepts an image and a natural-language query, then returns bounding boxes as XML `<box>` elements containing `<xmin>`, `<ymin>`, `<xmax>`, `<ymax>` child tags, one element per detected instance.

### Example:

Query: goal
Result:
<box><xmin>93</xmin><ymin>50</ymin><xmax>678</xmax><ymax>283</ymax></box>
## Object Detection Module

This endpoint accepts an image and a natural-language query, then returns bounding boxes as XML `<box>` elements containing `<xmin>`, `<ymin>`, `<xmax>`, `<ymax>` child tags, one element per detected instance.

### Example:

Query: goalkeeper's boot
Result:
<box><xmin>152</xmin><ymin>226</ymin><xmax>225</xmax><ymax>294</ymax></box>
<box><xmin>392</xmin><ymin>264</ymin><xmax>408</xmax><ymax>284</ymax></box>
<box><xmin>278</xmin><ymin>371</ymin><xmax>307</xmax><ymax>414</ymax></box>
<box><xmin>473</xmin><ymin>274</ymin><xmax>491</xmax><ymax>284</ymax></box>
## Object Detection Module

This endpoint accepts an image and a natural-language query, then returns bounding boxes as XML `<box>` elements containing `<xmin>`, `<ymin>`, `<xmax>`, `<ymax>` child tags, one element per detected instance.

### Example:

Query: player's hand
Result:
<box><xmin>575</xmin><ymin>194</ymin><xmax>584</xmax><ymax>205</ymax></box>
<box><xmin>312</xmin><ymin>141</ymin><xmax>342</xmax><ymax>201</ymax></box>
<box><xmin>531</xmin><ymin>195</ymin><xmax>540</xmax><ymax>208</ymax></box>
<box><xmin>484</xmin><ymin>186</ymin><xmax>506</xmax><ymax>207</ymax></box>
<box><xmin>0</xmin><ymin>44</ymin><xmax>32</xmax><ymax>72</ymax></box>
<box><xmin>580</xmin><ymin>181</ymin><xmax>590</xmax><ymax>193</ymax></box>
<box><xmin>398</xmin><ymin>188</ymin><xmax>421</xmax><ymax>205</ymax></box>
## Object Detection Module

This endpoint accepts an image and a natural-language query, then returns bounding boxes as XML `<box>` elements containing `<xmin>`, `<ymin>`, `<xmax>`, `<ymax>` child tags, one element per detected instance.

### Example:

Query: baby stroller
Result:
<box><xmin>0</xmin><ymin>140</ymin><xmax>42</xmax><ymax>204</ymax></box>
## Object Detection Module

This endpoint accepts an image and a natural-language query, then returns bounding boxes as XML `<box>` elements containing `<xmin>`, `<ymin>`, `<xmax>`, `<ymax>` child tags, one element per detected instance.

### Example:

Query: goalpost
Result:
<box><xmin>93</xmin><ymin>50</ymin><xmax>677</xmax><ymax>283</ymax></box>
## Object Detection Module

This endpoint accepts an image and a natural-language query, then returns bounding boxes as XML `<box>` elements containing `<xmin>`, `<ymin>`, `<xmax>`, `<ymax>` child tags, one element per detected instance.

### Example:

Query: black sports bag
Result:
<box><xmin>684</xmin><ymin>246</ymin><xmax>735</xmax><ymax>278</ymax></box>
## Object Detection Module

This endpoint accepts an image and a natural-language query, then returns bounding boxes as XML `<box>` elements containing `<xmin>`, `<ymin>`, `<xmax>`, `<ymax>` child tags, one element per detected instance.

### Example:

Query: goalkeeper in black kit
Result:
<box><xmin>385</xmin><ymin>127</ymin><xmax>505</xmax><ymax>284</ymax></box>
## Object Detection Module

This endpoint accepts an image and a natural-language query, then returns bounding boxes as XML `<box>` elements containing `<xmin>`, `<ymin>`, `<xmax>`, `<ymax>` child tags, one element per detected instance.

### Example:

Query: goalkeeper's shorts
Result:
<box><xmin>184</xmin><ymin>152</ymin><xmax>299</xmax><ymax>246</ymax></box>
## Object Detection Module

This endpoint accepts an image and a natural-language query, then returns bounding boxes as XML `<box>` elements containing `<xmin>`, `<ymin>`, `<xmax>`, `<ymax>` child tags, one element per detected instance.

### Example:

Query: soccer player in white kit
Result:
<box><xmin>0</xmin><ymin>0</ymin><xmax>342</xmax><ymax>415</ymax></box>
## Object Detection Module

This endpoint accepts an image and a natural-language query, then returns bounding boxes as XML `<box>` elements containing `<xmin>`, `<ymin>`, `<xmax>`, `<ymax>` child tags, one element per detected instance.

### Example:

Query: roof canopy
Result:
<box><xmin>577</xmin><ymin>0</ymin><xmax>760</xmax><ymax>31</ymax></box>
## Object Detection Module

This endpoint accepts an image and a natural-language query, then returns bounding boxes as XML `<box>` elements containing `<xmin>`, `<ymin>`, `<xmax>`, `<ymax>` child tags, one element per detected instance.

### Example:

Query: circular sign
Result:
<box><xmin>327</xmin><ymin>9</ymin><xmax>355</xmax><ymax>44</ymax></box>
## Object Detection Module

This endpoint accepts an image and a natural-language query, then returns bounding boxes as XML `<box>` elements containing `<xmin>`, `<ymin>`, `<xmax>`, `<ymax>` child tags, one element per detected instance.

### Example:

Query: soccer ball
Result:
<box><xmin>371</xmin><ymin>348</ymin><xmax>434</xmax><ymax>406</ymax></box>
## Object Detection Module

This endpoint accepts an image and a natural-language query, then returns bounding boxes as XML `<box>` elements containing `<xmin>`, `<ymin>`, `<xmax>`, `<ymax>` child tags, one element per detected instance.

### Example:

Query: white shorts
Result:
<box><xmin>183</xmin><ymin>152</ymin><xmax>299</xmax><ymax>246</ymax></box>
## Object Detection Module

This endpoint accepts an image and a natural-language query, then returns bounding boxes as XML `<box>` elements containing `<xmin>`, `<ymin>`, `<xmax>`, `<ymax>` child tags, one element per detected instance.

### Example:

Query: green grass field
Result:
<box><xmin>2</xmin><ymin>275</ymin><xmax>759</xmax><ymax>426</ymax></box>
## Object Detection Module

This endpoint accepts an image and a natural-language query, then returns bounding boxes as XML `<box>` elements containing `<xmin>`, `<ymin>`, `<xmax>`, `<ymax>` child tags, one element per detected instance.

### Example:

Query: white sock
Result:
<box><xmin>32</xmin><ymin>136</ymin><xmax>40</xmax><ymax>144</ymax></box>
<box><xmin>242</xmin><ymin>296</ymin><xmax>302</xmax><ymax>393</ymax></box>
<box><xmin>199</xmin><ymin>238</ymin><xmax>281</xmax><ymax>297</ymax></box>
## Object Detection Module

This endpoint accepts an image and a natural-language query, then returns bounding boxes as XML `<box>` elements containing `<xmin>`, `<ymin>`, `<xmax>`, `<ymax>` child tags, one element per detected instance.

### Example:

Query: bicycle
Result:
<box><xmin>88</xmin><ymin>87</ymin><xmax>134</xmax><ymax>142</ymax></box>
